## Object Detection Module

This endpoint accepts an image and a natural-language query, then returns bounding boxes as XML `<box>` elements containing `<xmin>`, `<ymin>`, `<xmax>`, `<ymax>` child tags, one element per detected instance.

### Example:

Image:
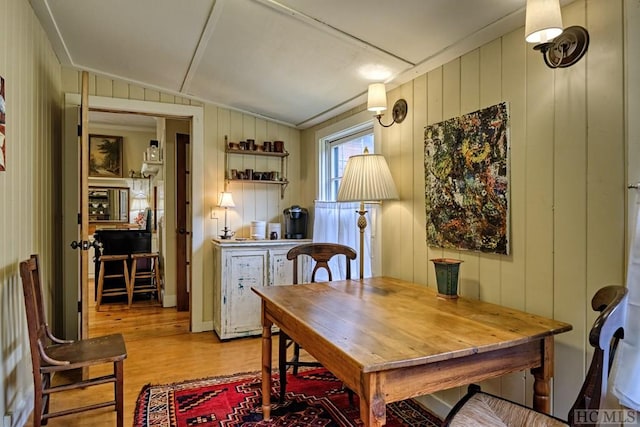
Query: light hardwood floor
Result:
<box><xmin>29</xmin><ymin>283</ymin><xmax>277</xmax><ymax>426</ymax></box>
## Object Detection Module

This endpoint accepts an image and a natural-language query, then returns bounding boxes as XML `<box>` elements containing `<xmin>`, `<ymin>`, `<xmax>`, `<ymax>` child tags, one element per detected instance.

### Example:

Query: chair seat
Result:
<box><xmin>444</xmin><ymin>285</ymin><xmax>628</xmax><ymax>427</ymax></box>
<box><xmin>448</xmin><ymin>391</ymin><xmax>568</xmax><ymax>427</ymax></box>
<box><xmin>42</xmin><ymin>334</ymin><xmax>127</xmax><ymax>372</ymax></box>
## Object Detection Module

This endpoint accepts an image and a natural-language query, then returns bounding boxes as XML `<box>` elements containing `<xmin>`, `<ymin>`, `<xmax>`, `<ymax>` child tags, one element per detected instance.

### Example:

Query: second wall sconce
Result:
<box><xmin>525</xmin><ymin>0</ymin><xmax>589</xmax><ymax>69</ymax></box>
<box><xmin>367</xmin><ymin>83</ymin><xmax>408</xmax><ymax>128</ymax></box>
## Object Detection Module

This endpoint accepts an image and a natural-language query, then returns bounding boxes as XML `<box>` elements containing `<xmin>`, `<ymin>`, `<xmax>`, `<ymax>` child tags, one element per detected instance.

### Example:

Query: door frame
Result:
<box><xmin>626</xmin><ymin>0</ymin><xmax>640</xmax><ymax>258</ymax></box>
<box><xmin>62</xmin><ymin>94</ymin><xmax>207</xmax><ymax>335</ymax></box>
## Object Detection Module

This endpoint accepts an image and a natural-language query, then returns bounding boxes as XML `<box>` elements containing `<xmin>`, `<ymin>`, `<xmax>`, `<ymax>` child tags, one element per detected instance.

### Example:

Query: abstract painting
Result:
<box><xmin>0</xmin><ymin>76</ymin><xmax>6</xmax><ymax>172</ymax></box>
<box><xmin>424</xmin><ymin>102</ymin><xmax>509</xmax><ymax>254</ymax></box>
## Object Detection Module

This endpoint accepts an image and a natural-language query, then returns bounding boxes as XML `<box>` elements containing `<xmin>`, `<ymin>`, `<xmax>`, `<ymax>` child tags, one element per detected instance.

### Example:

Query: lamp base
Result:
<box><xmin>219</xmin><ymin>227</ymin><xmax>235</xmax><ymax>239</ymax></box>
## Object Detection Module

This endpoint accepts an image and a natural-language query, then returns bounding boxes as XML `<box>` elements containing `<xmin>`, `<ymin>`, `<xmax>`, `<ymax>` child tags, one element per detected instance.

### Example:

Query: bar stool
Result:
<box><xmin>96</xmin><ymin>254</ymin><xmax>130</xmax><ymax>311</ymax></box>
<box><xmin>129</xmin><ymin>253</ymin><xmax>162</xmax><ymax>307</ymax></box>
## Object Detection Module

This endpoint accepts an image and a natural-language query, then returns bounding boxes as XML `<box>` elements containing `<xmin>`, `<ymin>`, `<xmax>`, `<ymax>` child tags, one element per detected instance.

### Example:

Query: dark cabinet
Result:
<box><xmin>93</xmin><ymin>229</ymin><xmax>152</xmax><ymax>297</ymax></box>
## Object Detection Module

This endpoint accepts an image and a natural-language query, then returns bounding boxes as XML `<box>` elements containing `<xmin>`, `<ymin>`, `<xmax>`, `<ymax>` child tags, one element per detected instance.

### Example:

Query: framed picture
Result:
<box><xmin>89</xmin><ymin>134</ymin><xmax>123</xmax><ymax>178</ymax></box>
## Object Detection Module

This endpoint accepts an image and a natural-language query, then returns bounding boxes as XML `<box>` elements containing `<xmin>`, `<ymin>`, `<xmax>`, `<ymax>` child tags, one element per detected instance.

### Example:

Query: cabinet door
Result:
<box><xmin>270</xmin><ymin>249</ymin><xmax>294</xmax><ymax>286</ymax></box>
<box><xmin>270</xmin><ymin>247</ymin><xmax>310</xmax><ymax>285</ymax></box>
<box><xmin>224</xmin><ymin>250</ymin><xmax>268</xmax><ymax>335</ymax></box>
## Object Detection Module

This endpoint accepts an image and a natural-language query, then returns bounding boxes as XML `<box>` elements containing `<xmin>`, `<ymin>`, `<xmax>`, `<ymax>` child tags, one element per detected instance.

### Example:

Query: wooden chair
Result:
<box><xmin>129</xmin><ymin>252</ymin><xmax>162</xmax><ymax>307</ymax></box>
<box><xmin>19</xmin><ymin>254</ymin><xmax>127</xmax><ymax>427</ymax></box>
<box><xmin>278</xmin><ymin>242</ymin><xmax>357</xmax><ymax>402</ymax></box>
<box><xmin>443</xmin><ymin>285</ymin><xmax>628</xmax><ymax>427</ymax></box>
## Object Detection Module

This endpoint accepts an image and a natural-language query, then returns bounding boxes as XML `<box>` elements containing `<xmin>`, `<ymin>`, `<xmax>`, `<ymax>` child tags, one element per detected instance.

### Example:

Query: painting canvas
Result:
<box><xmin>89</xmin><ymin>134</ymin><xmax>123</xmax><ymax>178</ymax></box>
<box><xmin>0</xmin><ymin>76</ymin><xmax>6</xmax><ymax>172</ymax></box>
<box><xmin>424</xmin><ymin>102</ymin><xmax>510</xmax><ymax>254</ymax></box>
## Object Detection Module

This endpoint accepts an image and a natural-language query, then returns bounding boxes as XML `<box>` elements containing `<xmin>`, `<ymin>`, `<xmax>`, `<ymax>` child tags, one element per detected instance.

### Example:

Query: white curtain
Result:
<box><xmin>613</xmin><ymin>197</ymin><xmax>640</xmax><ymax>410</ymax></box>
<box><xmin>313</xmin><ymin>201</ymin><xmax>377</xmax><ymax>281</ymax></box>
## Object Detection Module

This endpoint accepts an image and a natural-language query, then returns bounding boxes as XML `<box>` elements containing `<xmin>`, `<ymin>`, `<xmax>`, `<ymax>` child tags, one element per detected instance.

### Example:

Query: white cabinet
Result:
<box><xmin>212</xmin><ymin>239</ymin><xmax>311</xmax><ymax>340</ymax></box>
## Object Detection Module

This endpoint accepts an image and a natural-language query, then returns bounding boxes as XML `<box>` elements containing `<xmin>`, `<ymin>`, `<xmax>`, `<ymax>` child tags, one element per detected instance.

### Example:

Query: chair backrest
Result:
<box><xmin>20</xmin><ymin>255</ymin><xmax>48</xmax><ymax>377</ymax></box>
<box><xmin>568</xmin><ymin>285</ymin><xmax>627</xmax><ymax>424</ymax></box>
<box><xmin>20</xmin><ymin>254</ymin><xmax>69</xmax><ymax>373</ymax></box>
<box><xmin>286</xmin><ymin>243</ymin><xmax>357</xmax><ymax>284</ymax></box>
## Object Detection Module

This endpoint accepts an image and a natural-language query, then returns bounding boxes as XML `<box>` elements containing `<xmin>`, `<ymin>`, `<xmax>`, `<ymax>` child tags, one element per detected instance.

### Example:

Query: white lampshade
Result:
<box><xmin>525</xmin><ymin>0</ymin><xmax>563</xmax><ymax>44</ymax></box>
<box><xmin>367</xmin><ymin>83</ymin><xmax>388</xmax><ymax>114</ymax></box>
<box><xmin>131</xmin><ymin>194</ymin><xmax>148</xmax><ymax>211</ymax></box>
<box><xmin>218</xmin><ymin>192</ymin><xmax>235</xmax><ymax>208</ymax></box>
<box><xmin>337</xmin><ymin>151</ymin><xmax>399</xmax><ymax>202</ymax></box>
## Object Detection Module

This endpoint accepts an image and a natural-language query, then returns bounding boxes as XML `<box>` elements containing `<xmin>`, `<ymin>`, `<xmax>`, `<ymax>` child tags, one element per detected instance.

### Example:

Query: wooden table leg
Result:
<box><xmin>531</xmin><ymin>336</ymin><xmax>554</xmax><ymax>414</ymax></box>
<box><xmin>261</xmin><ymin>308</ymin><xmax>273</xmax><ymax>421</ymax></box>
<box><xmin>360</xmin><ymin>374</ymin><xmax>386</xmax><ymax>426</ymax></box>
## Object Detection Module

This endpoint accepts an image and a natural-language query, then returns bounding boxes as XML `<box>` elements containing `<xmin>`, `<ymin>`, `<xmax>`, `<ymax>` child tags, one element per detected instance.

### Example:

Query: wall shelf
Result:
<box><xmin>141</xmin><ymin>160</ymin><xmax>163</xmax><ymax>177</ymax></box>
<box><xmin>224</xmin><ymin>144</ymin><xmax>289</xmax><ymax>198</ymax></box>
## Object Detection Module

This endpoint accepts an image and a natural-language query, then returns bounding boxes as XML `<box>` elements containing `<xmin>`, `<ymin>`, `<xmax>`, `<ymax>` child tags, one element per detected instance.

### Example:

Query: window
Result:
<box><xmin>321</xmin><ymin>123</ymin><xmax>374</xmax><ymax>201</ymax></box>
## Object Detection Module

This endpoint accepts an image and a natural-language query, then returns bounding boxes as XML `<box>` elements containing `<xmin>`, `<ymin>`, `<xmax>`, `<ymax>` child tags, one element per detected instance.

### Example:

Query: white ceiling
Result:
<box><xmin>30</xmin><ymin>0</ymin><xmax>531</xmax><ymax>129</ymax></box>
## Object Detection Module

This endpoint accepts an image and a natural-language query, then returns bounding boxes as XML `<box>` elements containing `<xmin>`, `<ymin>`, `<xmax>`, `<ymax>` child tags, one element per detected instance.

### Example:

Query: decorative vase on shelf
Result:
<box><xmin>431</xmin><ymin>258</ymin><xmax>463</xmax><ymax>299</ymax></box>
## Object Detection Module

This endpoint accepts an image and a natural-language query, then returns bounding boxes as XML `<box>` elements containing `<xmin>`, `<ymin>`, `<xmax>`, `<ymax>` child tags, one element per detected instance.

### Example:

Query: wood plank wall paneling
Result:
<box><xmin>60</xmin><ymin>68</ymin><xmax>301</xmax><ymax>329</ymax></box>
<box><xmin>300</xmin><ymin>0</ymin><xmax>626</xmax><ymax>418</ymax></box>
<box><xmin>551</xmin><ymin>0</ymin><xmax>590</xmax><ymax>412</ymax></box>
<box><xmin>499</xmin><ymin>26</ymin><xmax>528</xmax><ymax>405</ymax></box>
<box><xmin>412</xmin><ymin>74</ymin><xmax>428</xmax><ymax>285</ymax></box>
<box><xmin>0</xmin><ymin>0</ymin><xmax>63</xmax><ymax>423</ymax></box>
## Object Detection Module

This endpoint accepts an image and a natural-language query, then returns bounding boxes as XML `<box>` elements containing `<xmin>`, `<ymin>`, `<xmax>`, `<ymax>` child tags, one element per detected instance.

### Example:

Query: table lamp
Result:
<box><xmin>130</xmin><ymin>192</ymin><xmax>148</xmax><ymax>226</ymax></box>
<box><xmin>218</xmin><ymin>192</ymin><xmax>236</xmax><ymax>239</ymax></box>
<box><xmin>337</xmin><ymin>148</ymin><xmax>398</xmax><ymax>279</ymax></box>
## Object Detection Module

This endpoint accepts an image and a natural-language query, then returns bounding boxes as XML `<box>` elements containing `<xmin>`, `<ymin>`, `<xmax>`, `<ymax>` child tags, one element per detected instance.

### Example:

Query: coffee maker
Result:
<box><xmin>283</xmin><ymin>205</ymin><xmax>308</xmax><ymax>239</ymax></box>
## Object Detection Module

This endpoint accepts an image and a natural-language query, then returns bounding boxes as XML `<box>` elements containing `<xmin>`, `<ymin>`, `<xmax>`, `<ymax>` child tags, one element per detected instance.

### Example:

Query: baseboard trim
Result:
<box><xmin>162</xmin><ymin>294</ymin><xmax>176</xmax><ymax>308</ymax></box>
<box><xmin>415</xmin><ymin>393</ymin><xmax>452</xmax><ymax>420</ymax></box>
<box><xmin>9</xmin><ymin>389</ymin><xmax>32</xmax><ymax>427</ymax></box>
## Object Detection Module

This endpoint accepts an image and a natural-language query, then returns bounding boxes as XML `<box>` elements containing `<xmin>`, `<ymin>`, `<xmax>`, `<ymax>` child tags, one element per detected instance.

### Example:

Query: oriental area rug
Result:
<box><xmin>133</xmin><ymin>368</ymin><xmax>443</xmax><ymax>426</ymax></box>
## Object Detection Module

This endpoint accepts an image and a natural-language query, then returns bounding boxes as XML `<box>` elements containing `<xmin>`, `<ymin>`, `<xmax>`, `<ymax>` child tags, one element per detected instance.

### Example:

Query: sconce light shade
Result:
<box><xmin>367</xmin><ymin>83</ymin><xmax>387</xmax><ymax>114</ymax></box>
<box><xmin>525</xmin><ymin>0</ymin><xmax>563</xmax><ymax>44</ymax></box>
<box><xmin>218</xmin><ymin>192</ymin><xmax>235</xmax><ymax>208</ymax></box>
<box><xmin>366</xmin><ymin>83</ymin><xmax>408</xmax><ymax>128</ymax></box>
<box><xmin>524</xmin><ymin>0</ymin><xmax>590</xmax><ymax>68</ymax></box>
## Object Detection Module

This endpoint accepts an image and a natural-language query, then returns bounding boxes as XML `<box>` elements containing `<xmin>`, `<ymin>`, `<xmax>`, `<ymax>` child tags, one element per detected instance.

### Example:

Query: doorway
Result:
<box><xmin>86</xmin><ymin>112</ymin><xmax>189</xmax><ymax>322</ymax></box>
<box><xmin>62</xmin><ymin>94</ymin><xmax>206</xmax><ymax>339</ymax></box>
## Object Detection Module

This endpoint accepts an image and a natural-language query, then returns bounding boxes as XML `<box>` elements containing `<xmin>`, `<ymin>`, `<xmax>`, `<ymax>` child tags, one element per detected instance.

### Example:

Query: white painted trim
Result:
<box><xmin>65</xmin><ymin>94</ymin><xmax>207</xmax><ymax>332</ymax></box>
<box><xmin>162</xmin><ymin>294</ymin><xmax>177</xmax><ymax>308</ymax></box>
<box><xmin>414</xmin><ymin>394</ymin><xmax>452</xmax><ymax>420</ymax></box>
<box><xmin>314</xmin><ymin>109</ymin><xmax>372</xmax><ymax>200</ymax></box>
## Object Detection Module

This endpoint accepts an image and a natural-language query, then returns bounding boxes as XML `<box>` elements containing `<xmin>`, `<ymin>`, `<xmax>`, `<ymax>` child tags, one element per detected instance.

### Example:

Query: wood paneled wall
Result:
<box><xmin>0</xmin><ymin>0</ymin><xmax>63</xmax><ymax>424</ymax></box>
<box><xmin>61</xmin><ymin>70</ymin><xmax>302</xmax><ymax>331</ymax></box>
<box><xmin>301</xmin><ymin>0</ymin><xmax>626</xmax><ymax>417</ymax></box>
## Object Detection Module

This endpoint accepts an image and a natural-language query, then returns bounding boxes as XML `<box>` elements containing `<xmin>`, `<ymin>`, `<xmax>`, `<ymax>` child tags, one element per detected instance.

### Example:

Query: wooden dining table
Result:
<box><xmin>252</xmin><ymin>276</ymin><xmax>572</xmax><ymax>426</ymax></box>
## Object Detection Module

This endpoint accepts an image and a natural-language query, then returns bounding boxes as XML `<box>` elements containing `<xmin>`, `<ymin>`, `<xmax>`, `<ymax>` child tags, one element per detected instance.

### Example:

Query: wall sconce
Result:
<box><xmin>217</xmin><ymin>192</ymin><xmax>235</xmax><ymax>239</ymax></box>
<box><xmin>367</xmin><ymin>83</ymin><xmax>408</xmax><ymax>128</ymax></box>
<box><xmin>525</xmin><ymin>0</ymin><xmax>589</xmax><ymax>69</ymax></box>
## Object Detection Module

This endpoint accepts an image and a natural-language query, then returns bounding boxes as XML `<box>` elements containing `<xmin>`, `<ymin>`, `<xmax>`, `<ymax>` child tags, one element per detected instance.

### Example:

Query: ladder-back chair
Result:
<box><xmin>443</xmin><ymin>285</ymin><xmax>628</xmax><ymax>427</ymax></box>
<box><xmin>20</xmin><ymin>254</ymin><xmax>127</xmax><ymax>427</ymax></box>
<box><xmin>278</xmin><ymin>242</ymin><xmax>357</xmax><ymax>402</ymax></box>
